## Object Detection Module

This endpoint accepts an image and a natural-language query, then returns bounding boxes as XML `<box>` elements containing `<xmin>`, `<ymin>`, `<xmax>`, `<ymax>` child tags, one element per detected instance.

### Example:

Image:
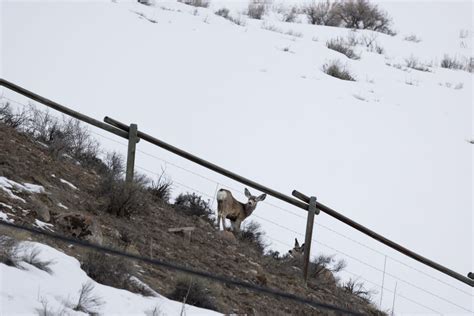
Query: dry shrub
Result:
<box><xmin>73</xmin><ymin>282</ymin><xmax>103</xmax><ymax>315</ymax></box>
<box><xmin>0</xmin><ymin>103</ymin><xmax>29</xmax><ymax>128</ymax></box>
<box><xmin>342</xmin><ymin>278</ymin><xmax>376</xmax><ymax>304</ymax></box>
<box><xmin>214</xmin><ymin>8</ymin><xmax>229</xmax><ymax>18</ymax></box>
<box><xmin>304</xmin><ymin>0</ymin><xmax>341</xmax><ymax>26</ymax></box>
<box><xmin>174</xmin><ymin>192</ymin><xmax>213</xmax><ymax>221</ymax></box>
<box><xmin>178</xmin><ymin>0</ymin><xmax>210</xmax><ymax>8</ymax></box>
<box><xmin>0</xmin><ymin>237</ymin><xmax>19</xmax><ymax>267</ymax></box>
<box><xmin>20</xmin><ymin>246</ymin><xmax>55</xmax><ymax>274</ymax></box>
<box><xmin>304</xmin><ymin>0</ymin><xmax>394</xmax><ymax>35</ymax></box>
<box><xmin>169</xmin><ymin>277</ymin><xmax>217</xmax><ymax>311</ymax></box>
<box><xmin>238</xmin><ymin>220</ymin><xmax>267</xmax><ymax>254</ymax></box>
<box><xmin>81</xmin><ymin>251</ymin><xmax>131</xmax><ymax>289</ymax></box>
<box><xmin>147</xmin><ymin>170</ymin><xmax>173</xmax><ymax>204</ymax></box>
<box><xmin>405</xmin><ymin>56</ymin><xmax>430</xmax><ymax>72</ymax></box>
<box><xmin>248</xmin><ymin>0</ymin><xmax>271</xmax><ymax>20</ymax></box>
<box><xmin>98</xmin><ymin>153</ymin><xmax>150</xmax><ymax>217</ymax></box>
<box><xmin>322</xmin><ymin>60</ymin><xmax>356</xmax><ymax>81</ymax></box>
<box><xmin>336</xmin><ymin>0</ymin><xmax>394</xmax><ymax>35</ymax></box>
<box><xmin>326</xmin><ymin>37</ymin><xmax>359</xmax><ymax>59</ymax></box>
<box><xmin>441</xmin><ymin>55</ymin><xmax>473</xmax><ymax>72</ymax></box>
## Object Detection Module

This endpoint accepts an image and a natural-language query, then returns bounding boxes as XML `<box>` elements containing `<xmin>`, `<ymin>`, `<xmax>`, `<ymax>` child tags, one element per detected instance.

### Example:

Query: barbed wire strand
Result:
<box><xmin>0</xmin><ymin>220</ymin><xmax>363</xmax><ymax>316</ymax></box>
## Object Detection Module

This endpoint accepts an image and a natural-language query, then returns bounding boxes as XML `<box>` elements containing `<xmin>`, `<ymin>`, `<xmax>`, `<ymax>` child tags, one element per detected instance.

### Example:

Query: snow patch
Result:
<box><xmin>0</xmin><ymin>211</ymin><xmax>14</xmax><ymax>223</ymax></box>
<box><xmin>0</xmin><ymin>177</ymin><xmax>46</xmax><ymax>203</ymax></box>
<box><xmin>34</xmin><ymin>219</ymin><xmax>54</xmax><ymax>232</ymax></box>
<box><xmin>0</xmin><ymin>241</ymin><xmax>221</xmax><ymax>315</ymax></box>
<box><xmin>0</xmin><ymin>202</ymin><xmax>13</xmax><ymax>210</ymax></box>
<box><xmin>60</xmin><ymin>179</ymin><xmax>78</xmax><ymax>190</ymax></box>
<box><xmin>57</xmin><ymin>203</ymin><xmax>69</xmax><ymax>210</ymax></box>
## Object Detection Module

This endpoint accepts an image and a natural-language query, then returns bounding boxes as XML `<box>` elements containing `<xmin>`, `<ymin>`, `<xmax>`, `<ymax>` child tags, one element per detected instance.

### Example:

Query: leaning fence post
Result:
<box><xmin>302</xmin><ymin>196</ymin><xmax>317</xmax><ymax>284</ymax></box>
<box><xmin>125</xmin><ymin>123</ymin><xmax>138</xmax><ymax>184</ymax></box>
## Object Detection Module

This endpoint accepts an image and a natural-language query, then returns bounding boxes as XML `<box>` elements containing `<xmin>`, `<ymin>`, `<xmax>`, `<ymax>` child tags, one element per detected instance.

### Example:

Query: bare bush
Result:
<box><xmin>20</xmin><ymin>246</ymin><xmax>54</xmax><ymax>274</ymax></box>
<box><xmin>404</xmin><ymin>34</ymin><xmax>421</xmax><ymax>43</ymax></box>
<box><xmin>304</xmin><ymin>0</ymin><xmax>341</xmax><ymax>26</ymax></box>
<box><xmin>326</xmin><ymin>37</ymin><xmax>359</xmax><ymax>59</ymax></box>
<box><xmin>342</xmin><ymin>278</ymin><xmax>375</xmax><ymax>303</ymax></box>
<box><xmin>101</xmin><ymin>176</ymin><xmax>150</xmax><ymax>217</ymax></box>
<box><xmin>214</xmin><ymin>8</ymin><xmax>229</xmax><ymax>18</ymax></box>
<box><xmin>405</xmin><ymin>56</ymin><xmax>430</xmax><ymax>72</ymax></box>
<box><xmin>169</xmin><ymin>277</ymin><xmax>217</xmax><ymax>311</ymax></box>
<box><xmin>81</xmin><ymin>251</ymin><xmax>131</xmax><ymax>290</ymax></box>
<box><xmin>322</xmin><ymin>60</ymin><xmax>356</xmax><ymax>81</ymax></box>
<box><xmin>97</xmin><ymin>153</ymin><xmax>150</xmax><ymax>217</ymax></box>
<box><xmin>178</xmin><ymin>0</ymin><xmax>210</xmax><ymax>8</ymax></box>
<box><xmin>247</xmin><ymin>0</ymin><xmax>270</xmax><ymax>20</ymax></box>
<box><xmin>73</xmin><ymin>282</ymin><xmax>103</xmax><ymax>315</ymax></box>
<box><xmin>216</xmin><ymin>10</ymin><xmax>246</xmax><ymax>26</ymax></box>
<box><xmin>147</xmin><ymin>169</ymin><xmax>173</xmax><ymax>204</ymax></box>
<box><xmin>174</xmin><ymin>192</ymin><xmax>213</xmax><ymax>221</ymax></box>
<box><xmin>238</xmin><ymin>220</ymin><xmax>267</xmax><ymax>254</ymax></box>
<box><xmin>0</xmin><ymin>103</ymin><xmax>29</xmax><ymax>128</ymax></box>
<box><xmin>310</xmin><ymin>254</ymin><xmax>346</xmax><ymax>278</ymax></box>
<box><xmin>335</xmin><ymin>0</ymin><xmax>395</xmax><ymax>35</ymax></box>
<box><xmin>8</xmin><ymin>104</ymin><xmax>102</xmax><ymax>168</ymax></box>
<box><xmin>281</xmin><ymin>6</ymin><xmax>299</xmax><ymax>23</ymax></box>
<box><xmin>0</xmin><ymin>237</ymin><xmax>19</xmax><ymax>267</ymax></box>
<box><xmin>441</xmin><ymin>55</ymin><xmax>473</xmax><ymax>72</ymax></box>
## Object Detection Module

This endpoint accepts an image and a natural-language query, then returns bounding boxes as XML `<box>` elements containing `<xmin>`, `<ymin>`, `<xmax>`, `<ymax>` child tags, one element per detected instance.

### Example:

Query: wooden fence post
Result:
<box><xmin>125</xmin><ymin>123</ymin><xmax>138</xmax><ymax>184</ymax></box>
<box><xmin>303</xmin><ymin>196</ymin><xmax>317</xmax><ymax>284</ymax></box>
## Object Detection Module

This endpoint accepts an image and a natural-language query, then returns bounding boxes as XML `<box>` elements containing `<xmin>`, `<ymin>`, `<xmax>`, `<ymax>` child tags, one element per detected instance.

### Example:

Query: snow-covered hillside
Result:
<box><xmin>0</xmin><ymin>240</ymin><xmax>220</xmax><ymax>315</ymax></box>
<box><xmin>2</xmin><ymin>0</ymin><xmax>472</xmax><ymax>314</ymax></box>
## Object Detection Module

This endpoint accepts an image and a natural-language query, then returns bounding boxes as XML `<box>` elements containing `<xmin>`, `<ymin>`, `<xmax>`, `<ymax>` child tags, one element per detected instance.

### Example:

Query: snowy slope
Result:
<box><xmin>0</xmin><ymin>241</ymin><xmax>220</xmax><ymax>315</ymax></box>
<box><xmin>1</xmin><ymin>0</ymin><xmax>472</xmax><ymax>314</ymax></box>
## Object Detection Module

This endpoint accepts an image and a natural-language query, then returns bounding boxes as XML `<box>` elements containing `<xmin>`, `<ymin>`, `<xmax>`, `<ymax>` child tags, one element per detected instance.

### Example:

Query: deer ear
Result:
<box><xmin>301</xmin><ymin>243</ymin><xmax>305</xmax><ymax>249</ymax></box>
<box><xmin>257</xmin><ymin>193</ymin><xmax>266</xmax><ymax>201</ymax></box>
<box><xmin>295</xmin><ymin>238</ymin><xmax>299</xmax><ymax>247</ymax></box>
<box><xmin>244</xmin><ymin>188</ymin><xmax>251</xmax><ymax>198</ymax></box>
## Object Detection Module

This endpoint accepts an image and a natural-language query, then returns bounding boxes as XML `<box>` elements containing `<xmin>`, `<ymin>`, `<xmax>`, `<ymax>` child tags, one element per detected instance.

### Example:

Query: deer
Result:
<box><xmin>288</xmin><ymin>238</ymin><xmax>305</xmax><ymax>258</ymax></box>
<box><xmin>216</xmin><ymin>188</ymin><xmax>266</xmax><ymax>233</ymax></box>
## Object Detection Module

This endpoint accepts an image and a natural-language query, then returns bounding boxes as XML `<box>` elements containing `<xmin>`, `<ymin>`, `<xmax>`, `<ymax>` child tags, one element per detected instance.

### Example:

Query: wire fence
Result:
<box><xmin>1</xmin><ymin>93</ymin><xmax>472</xmax><ymax>315</ymax></box>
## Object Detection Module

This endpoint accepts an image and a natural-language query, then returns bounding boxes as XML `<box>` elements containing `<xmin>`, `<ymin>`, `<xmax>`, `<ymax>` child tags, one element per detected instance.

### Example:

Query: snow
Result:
<box><xmin>60</xmin><ymin>179</ymin><xmax>78</xmax><ymax>190</ymax></box>
<box><xmin>0</xmin><ymin>211</ymin><xmax>14</xmax><ymax>223</ymax></box>
<box><xmin>0</xmin><ymin>202</ymin><xmax>13</xmax><ymax>210</ymax></box>
<box><xmin>0</xmin><ymin>241</ymin><xmax>221</xmax><ymax>315</ymax></box>
<box><xmin>23</xmin><ymin>183</ymin><xmax>46</xmax><ymax>194</ymax></box>
<box><xmin>33</xmin><ymin>219</ymin><xmax>54</xmax><ymax>232</ymax></box>
<box><xmin>1</xmin><ymin>0</ymin><xmax>472</xmax><ymax>314</ymax></box>
<box><xmin>57</xmin><ymin>202</ymin><xmax>69</xmax><ymax>210</ymax></box>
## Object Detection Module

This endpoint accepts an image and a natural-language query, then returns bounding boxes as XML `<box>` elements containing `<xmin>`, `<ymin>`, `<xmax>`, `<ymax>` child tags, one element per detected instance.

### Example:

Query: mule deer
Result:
<box><xmin>216</xmin><ymin>188</ymin><xmax>266</xmax><ymax>232</ymax></box>
<box><xmin>288</xmin><ymin>238</ymin><xmax>305</xmax><ymax>257</ymax></box>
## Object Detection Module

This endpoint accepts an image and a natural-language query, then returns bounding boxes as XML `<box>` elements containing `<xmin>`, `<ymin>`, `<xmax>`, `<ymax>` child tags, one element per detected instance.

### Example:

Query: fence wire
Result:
<box><xmin>0</xmin><ymin>220</ymin><xmax>362</xmax><ymax>316</ymax></box>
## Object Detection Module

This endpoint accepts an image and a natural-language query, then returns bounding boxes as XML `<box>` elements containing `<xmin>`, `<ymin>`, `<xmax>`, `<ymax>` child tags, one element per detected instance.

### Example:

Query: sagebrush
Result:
<box><xmin>322</xmin><ymin>60</ymin><xmax>356</xmax><ymax>81</ymax></box>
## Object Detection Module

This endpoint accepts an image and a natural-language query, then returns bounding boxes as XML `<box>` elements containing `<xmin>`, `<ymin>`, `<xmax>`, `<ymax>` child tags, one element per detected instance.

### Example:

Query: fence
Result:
<box><xmin>0</xmin><ymin>78</ymin><xmax>473</xmax><ymax>313</ymax></box>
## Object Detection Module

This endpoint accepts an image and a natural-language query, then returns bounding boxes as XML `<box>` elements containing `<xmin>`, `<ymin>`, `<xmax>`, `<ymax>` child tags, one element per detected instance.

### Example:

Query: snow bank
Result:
<box><xmin>0</xmin><ymin>241</ymin><xmax>221</xmax><ymax>315</ymax></box>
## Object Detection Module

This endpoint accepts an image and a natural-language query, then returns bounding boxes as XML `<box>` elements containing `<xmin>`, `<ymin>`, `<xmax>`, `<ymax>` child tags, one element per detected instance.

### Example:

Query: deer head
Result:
<box><xmin>243</xmin><ymin>188</ymin><xmax>266</xmax><ymax>216</ymax></box>
<box><xmin>288</xmin><ymin>238</ymin><xmax>305</xmax><ymax>257</ymax></box>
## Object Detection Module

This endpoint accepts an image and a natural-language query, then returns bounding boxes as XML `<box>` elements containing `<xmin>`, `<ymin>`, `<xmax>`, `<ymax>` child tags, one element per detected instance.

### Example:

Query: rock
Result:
<box><xmin>217</xmin><ymin>230</ymin><xmax>237</xmax><ymax>245</ymax></box>
<box><xmin>320</xmin><ymin>268</ymin><xmax>337</xmax><ymax>289</ymax></box>
<box><xmin>55</xmin><ymin>212</ymin><xmax>103</xmax><ymax>245</ymax></box>
<box><xmin>31</xmin><ymin>198</ymin><xmax>50</xmax><ymax>222</ymax></box>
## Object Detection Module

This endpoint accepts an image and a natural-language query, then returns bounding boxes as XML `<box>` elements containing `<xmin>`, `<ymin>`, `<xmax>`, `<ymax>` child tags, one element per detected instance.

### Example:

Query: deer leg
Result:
<box><xmin>216</xmin><ymin>213</ymin><xmax>221</xmax><ymax>230</ymax></box>
<box><xmin>233</xmin><ymin>219</ymin><xmax>242</xmax><ymax>234</ymax></box>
